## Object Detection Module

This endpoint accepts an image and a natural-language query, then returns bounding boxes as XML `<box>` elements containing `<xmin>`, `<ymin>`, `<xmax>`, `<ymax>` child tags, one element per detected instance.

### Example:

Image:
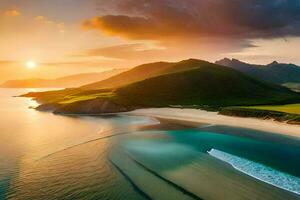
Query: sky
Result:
<box><xmin>1</xmin><ymin>0</ymin><xmax>300</xmax><ymax>81</ymax></box>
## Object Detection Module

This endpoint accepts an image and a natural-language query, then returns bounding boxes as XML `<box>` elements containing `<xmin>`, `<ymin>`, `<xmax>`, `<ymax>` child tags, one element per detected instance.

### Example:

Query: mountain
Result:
<box><xmin>114</xmin><ymin>60</ymin><xmax>300</xmax><ymax>108</ymax></box>
<box><xmin>24</xmin><ymin>59</ymin><xmax>300</xmax><ymax>116</ymax></box>
<box><xmin>1</xmin><ymin>69</ymin><xmax>126</xmax><ymax>88</ymax></box>
<box><xmin>215</xmin><ymin>58</ymin><xmax>300</xmax><ymax>84</ymax></box>
<box><xmin>81</xmin><ymin>59</ymin><xmax>205</xmax><ymax>90</ymax></box>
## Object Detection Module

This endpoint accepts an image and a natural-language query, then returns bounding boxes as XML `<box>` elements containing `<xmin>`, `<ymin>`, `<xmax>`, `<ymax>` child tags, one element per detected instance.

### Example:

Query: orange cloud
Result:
<box><xmin>82</xmin><ymin>15</ymin><xmax>189</xmax><ymax>40</ymax></box>
<box><xmin>76</xmin><ymin>43</ymin><xmax>166</xmax><ymax>60</ymax></box>
<box><xmin>84</xmin><ymin>0</ymin><xmax>300</xmax><ymax>41</ymax></box>
<box><xmin>4</xmin><ymin>9</ymin><xmax>21</xmax><ymax>17</ymax></box>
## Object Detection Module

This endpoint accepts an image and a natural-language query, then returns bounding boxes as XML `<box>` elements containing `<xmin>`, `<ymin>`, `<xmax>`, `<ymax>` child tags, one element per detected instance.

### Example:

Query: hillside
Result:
<box><xmin>1</xmin><ymin>69</ymin><xmax>126</xmax><ymax>88</ymax></box>
<box><xmin>215</xmin><ymin>58</ymin><xmax>300</xmax><ymax>84</ymax></box>
<box><xmin>114</xmin><ymin>61</ymin><xmax>300</xmax><ymax>108</ymax></box>
<box><xmin>23</xmin><ymin>59</ymin><xmax>300</xmax><ymax>115</ymax></box>
<box><xmin>283</xmin><ymin>83</ymin><xmax>300</xmax><ymax>93</ymax></box>
<box><xmin>81</xmin><ymin>59</ymin><xmax>208</xmax><ymax>90</ymax></box>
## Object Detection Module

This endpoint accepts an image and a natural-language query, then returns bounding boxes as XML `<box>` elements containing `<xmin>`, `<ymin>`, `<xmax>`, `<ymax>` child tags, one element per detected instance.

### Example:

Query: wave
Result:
<box><xmin>109</xmin><ymin>158</ymin><xmax>153</xmax><ymax>200</ymax></box>
<box><xmin>36</xmin><ymin>129</ymin><xmax>130</xmax><ymax>161</ymax></box>
<box><xmin>208</xmin><ymin>149</ymin><xmax>300</xmax><ymax>196</ymax></box>
<box><xmin>127</xmin><ymin>153</ymin><xmax>203</xmax><ymax>200</ymax></box>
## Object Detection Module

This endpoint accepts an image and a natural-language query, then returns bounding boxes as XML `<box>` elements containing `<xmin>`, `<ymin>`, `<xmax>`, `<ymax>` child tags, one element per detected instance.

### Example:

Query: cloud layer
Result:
<box><xmin>84</xmin><ymin>0</ymin><xmax>300</xmax><ymax>41</ymax></box>
<box><xmin>3</xmin><ymin>9</ymin><xmax>20</xmax><ymax>17</ymax></box>
<box><xmin>77</xmin><ymin>43</ymin><xmax>166</xmax><ymax>60</ymax></box>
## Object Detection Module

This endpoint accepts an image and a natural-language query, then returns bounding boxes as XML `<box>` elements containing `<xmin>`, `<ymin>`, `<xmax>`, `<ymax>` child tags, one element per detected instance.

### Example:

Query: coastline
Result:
<box><xmin>128</xmin><ymin>108</ymin><xmax>300</xmax><ymax>138</ymax></box>
<box><xmin>137</xmin><ymin>117</ymin><xmax>206</xmax><ymax>131</ymax></box>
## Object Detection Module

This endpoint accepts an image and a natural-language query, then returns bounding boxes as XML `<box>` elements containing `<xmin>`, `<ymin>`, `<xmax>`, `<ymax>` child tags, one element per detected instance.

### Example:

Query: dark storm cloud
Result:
<box><xmin>84</xmin><ymin>0</ymin><xmax>300</xmax><ymax>40</ymax></box>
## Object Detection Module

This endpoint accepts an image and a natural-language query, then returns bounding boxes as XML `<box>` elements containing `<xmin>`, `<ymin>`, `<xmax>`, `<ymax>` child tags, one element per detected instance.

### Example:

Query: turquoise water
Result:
<box><xmin>208</xmin><ymin>149</ymin><xmax>300</xmax><ymax>195</ymax></box>
<box><xmin>116</xmin><ymin>128</ymin><xmax>300</xmax><ymax>199</ymax></box>
<box><xmin>0</xmin><ymin>89</ymin><xmax>300</xmax><ymax>200</ymax></box>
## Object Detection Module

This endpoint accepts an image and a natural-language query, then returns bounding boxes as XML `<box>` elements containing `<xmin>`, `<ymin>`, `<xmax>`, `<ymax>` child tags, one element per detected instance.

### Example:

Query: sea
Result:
<box><xmin>0</xmin><ymin>88</ymin><xmax>299</xmax><ymax>200</ymax></box>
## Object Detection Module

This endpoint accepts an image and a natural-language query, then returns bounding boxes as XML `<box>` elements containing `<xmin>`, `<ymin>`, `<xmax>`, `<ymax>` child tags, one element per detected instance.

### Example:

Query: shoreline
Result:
<box><xmin>128</xmin><ymin>108</ymin><xmax>300</xmax><ymax>138</ymax></box>
<box><xmin>136</xmin><ymin>117</ymin><xmax>207</xmax><ymax>131</ymax></box>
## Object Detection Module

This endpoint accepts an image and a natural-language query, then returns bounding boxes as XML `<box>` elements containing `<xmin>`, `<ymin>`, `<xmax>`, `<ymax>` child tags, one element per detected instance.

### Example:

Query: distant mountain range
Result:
<box><xmin>215</xmin><ymin>58</ymin><xmax>300</xmax><ymax>84</ymax></box>
<box><xmin>1</xmin><ymin>69</ymin><xmax>126</xmax><ymax>88</ymax></box>
<box><xmin>23</xmin><ymin>59</ymin><xmax>300</xmax><ymax>115</ymax></box>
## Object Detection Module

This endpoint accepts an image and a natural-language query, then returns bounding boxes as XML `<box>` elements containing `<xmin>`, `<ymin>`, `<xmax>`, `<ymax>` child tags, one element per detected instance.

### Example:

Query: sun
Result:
<box><xmin>26</xmin><ymin>60</ymin><xmax>37</xmax><ymax>69</ymax></box>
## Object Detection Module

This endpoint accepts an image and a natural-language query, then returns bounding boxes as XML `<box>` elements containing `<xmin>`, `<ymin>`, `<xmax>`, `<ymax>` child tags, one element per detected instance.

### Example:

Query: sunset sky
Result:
<box><xmin>1</xmin><ymin>0</ymin><xmax>300</xmax><ymax>82</ymax></box>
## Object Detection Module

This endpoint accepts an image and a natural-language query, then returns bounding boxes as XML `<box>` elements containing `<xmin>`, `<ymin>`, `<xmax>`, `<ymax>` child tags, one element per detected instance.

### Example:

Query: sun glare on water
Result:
<box><xmin>26</xmin><ymin>61</ymin><xmax>37</xmax><ymax>69</ymax></box>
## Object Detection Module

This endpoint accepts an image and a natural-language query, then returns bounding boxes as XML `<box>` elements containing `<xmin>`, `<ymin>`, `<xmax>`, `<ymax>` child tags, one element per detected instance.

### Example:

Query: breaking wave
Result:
<box><xmin>208</xmin><ymin>149</ymin><xmax>300</xmax><ymax>195</ymax></box>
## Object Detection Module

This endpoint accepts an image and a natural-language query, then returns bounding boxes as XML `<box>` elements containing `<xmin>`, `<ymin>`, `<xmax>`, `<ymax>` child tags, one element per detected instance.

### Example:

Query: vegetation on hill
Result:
<box><xmin>220</xmin><ymin>107</ymin><xmax>300</xmax><ymax>124</ymax></box>
<box><xmin>114</xmin><ymin>61</ymin><xmax>300</xmax><ymax>108</ymax></box>
<box><xmin>81</xmin><ymin>59</ymin><xmax>212</xmax><ymax>90</ymax></box>
<box><xmin>241</xmin><ymin>104</ymin><xmax>300</xmax><ymax>115</ymax></box>
<box><xmin>283</xmin><ymin>83</ymin><xmax>300</xmax><ymax>93</ymax></box>
<box><xmin>21</xmin><ymin>59</ymin><xmax>300</xmax><ymax>117</ymax></box>
<box><xmin>81</xmin><ymin>61</ymin><xmax>173</xmax><ymax>90</ymax></box>
<box><xmin>22</xmin><ymin>88</ymin><xmax>113</xmax><ymax>105</ymax></box>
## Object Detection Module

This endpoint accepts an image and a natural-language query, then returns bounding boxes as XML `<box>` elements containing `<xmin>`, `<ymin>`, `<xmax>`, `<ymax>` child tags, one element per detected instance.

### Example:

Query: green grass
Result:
<box><xmin>283</xmin><ymin>82</ymin><xmax>300</xmax><ymax>93</ymax></box>
<box><xmin>220</xmin><ymin>107</ymin><xmax>300</xmax><ymax>124</ymax></box>
<box><xmin>242</xmin><ymin>104</ymin><xmax>300</xmax><ymax>115</ymax></box>
<box><xmin>115</xmin><ymin>63</ymin><xmax>300</xmax><ymax>108</ymax></box>
<box><xmin>60</xmin><ymin>92</ymin><xmax>115</xmax><ymax>104</ymax></box>
<box><xmin>21</xmin><ymin>88</ymin><xmax>115</xmax><ymax>105</ymax></box>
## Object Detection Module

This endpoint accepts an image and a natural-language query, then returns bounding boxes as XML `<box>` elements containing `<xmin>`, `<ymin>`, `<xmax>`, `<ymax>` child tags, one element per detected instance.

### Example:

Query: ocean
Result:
<box><xmin>0</xmin><ymin>89</ymin><xmax>299</xmax><ymax>200</ymax></box>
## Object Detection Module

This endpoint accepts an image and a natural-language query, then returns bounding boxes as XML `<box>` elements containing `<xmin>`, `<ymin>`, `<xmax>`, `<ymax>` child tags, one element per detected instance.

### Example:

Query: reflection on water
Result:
<box><xmin>0</xmin><ymin>89</ymin><xmax>300</xmax><ymax>200</ymax></box>
<box><xmin>0</xmin><ymin>89</ymin><xmax>153</xmax><ymax>200</ymax></box>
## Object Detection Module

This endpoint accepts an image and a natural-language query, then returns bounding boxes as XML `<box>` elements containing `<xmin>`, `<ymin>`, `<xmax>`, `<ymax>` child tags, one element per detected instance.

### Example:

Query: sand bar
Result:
<box><xmin>129</xmin><ymin>108</ymin><xmax>300</xmax><ymax>138</ymax></box>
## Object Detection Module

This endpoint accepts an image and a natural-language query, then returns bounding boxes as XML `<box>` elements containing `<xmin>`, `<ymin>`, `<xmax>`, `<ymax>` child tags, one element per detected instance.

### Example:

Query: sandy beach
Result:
<box><xmin>129</xmin><ymin>108</ymin><xmax>300</xmax><ymax>138</ymax></box>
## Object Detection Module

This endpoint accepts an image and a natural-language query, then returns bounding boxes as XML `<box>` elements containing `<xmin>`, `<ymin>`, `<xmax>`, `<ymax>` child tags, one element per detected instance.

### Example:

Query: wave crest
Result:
<box><xmin>208</xmin><ymin>149</ymin><xmax>300</xmax><ymax>195</ymax></box>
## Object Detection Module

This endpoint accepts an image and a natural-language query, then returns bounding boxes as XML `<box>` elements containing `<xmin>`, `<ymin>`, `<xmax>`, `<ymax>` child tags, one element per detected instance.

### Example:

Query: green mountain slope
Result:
<box><xmin>283</xmin><ymin>83</ymin><xmax>300</xmax><ymax>93</ymax></box>
<box><xmin>114</xmin><ymin>61</ymin><xmax>300</xmax><ymax>108</ymax></box>
<box><xmin>22</xmin><ymin>59</ymin><xmax>300</xmax><ymax>114</ymax></box>
<box><xmin>81</xmin><ymin>62</ymin><xmax>172</xmax><ymax>89</ymax></box>
<box><xmin>81</xmin><ymin>59</ymin><xmax>209</xmax><ymax>90</ymax></box>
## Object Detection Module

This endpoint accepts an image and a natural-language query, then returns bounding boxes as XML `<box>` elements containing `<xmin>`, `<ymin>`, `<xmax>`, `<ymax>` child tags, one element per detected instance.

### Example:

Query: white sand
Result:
<box><xmin>129</xmin><ymin>108</ymin><xmax>300</xmax><ymax>138</ymax></box>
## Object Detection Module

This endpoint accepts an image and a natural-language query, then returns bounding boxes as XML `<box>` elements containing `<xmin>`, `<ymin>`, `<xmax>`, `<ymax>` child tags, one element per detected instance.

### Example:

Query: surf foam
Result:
<box><xmin>208</xmin><ymin>149</ymin><xmax>300</xmax><ymax>195</ymax></box>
